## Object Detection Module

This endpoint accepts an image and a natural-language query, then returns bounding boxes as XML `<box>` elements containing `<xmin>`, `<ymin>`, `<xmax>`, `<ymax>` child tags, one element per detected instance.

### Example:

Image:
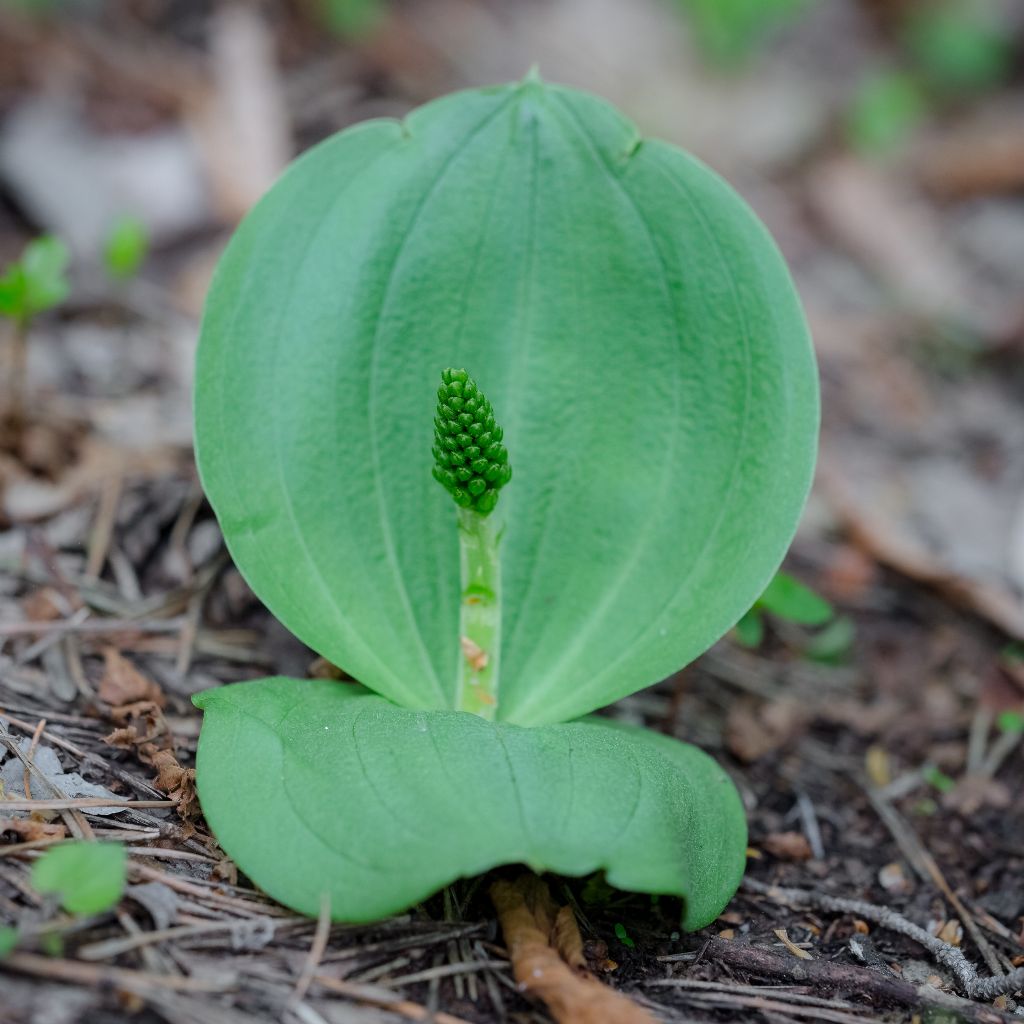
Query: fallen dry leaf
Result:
<box><xmin>942</xmin><ymin>775</ymin><xmax>1012</xmax><ymax>816</ymax></box>
<box><xmin>879</xmin><ymin>862</ymin><xmax>913</xmax><ymax>896</ymax></box>
<box><xmin>727</xmin><ymin>699</ymin><xmax>811</xmax><ymax>762</ymax></box>
<box><xmin>146</xmin><ymin>747</ymin><xmax>199</xmax><ymax>824</ymax></box>
<box><xmin>490</xmin><ymin>874</ymin><xmax>654</xmax><ymax>1024</ymax></box>
<box><xmin>932</xmin><ymin>919</ymin><xmax>964</xmax><ymax>947</ymax></box>
<box><xmin>99</xmin><ymin>648</ymin><xmax>166</xmax><ymax>709</ymax></box>
<box><xmin>915</xmin><ymin>107</ymin><xmax>1024</xmax><ymax>200</ymax></box>
<box><xmin>19</xmin><ymin>587</ymin><xmax>68</xmax><ymax>622</ymax></box>
<box><xmin>0</xmin><ymin>816</ymin><xmax>67</xmax><ymax>842</ymax></box>
<box><xmin>761</xmin><ymin>831</ymin><xmax>813</xmax><ymax>862</ymax></box>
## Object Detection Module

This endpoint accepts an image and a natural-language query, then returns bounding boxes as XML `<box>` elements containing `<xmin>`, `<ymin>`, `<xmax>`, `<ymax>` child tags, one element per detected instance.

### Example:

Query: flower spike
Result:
<box><xmin>432</xmin><ymin>368</ymin><xmax>511</xmax><ymax>516</ymax></box>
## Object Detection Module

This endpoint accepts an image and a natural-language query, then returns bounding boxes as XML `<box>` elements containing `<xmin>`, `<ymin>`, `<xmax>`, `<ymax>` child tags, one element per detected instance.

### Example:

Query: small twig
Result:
<box><xmin>77</xmin><ymin>917</ymin><xmax>289</xmax><ymax>961</ymax></box>
<box><xmin>378</xmin><ymin>959</ymin><xmax>510</xmax><ymax>988</ymax></box>
<box><xmin>310</xmin><ymin>972</ymin><xmax>477</xmax><ymax>1024</ymax></box>
<box><xmin>6</xmin><ymin>317</ymin><xmax>28</xmax><ymax>436</ymax></box>
<box><xmin>0</xmin><ymin>616</ymin><xmax>187</xmax><ymax>638</ymax></box>
<box><xmin>85</xmin><ymin>474</ymin><xmax>124</xmax><ymax>581</ymax></box>
<box><xmin>742</xmin><ymin>878</ymin><xmax>1024</xmax><ymax>1000</ymax></box>
<box><xmin>692</xmin><ymin>935</ymin><xmax>1021</xmax><ymax>1023</ymax></box>
<box><xmin>796</xmin><ymin>792</ymin><xmax>825</xmax><ymax>861</ymax></box>
<box><xmin>967</xmin><ymin>706</ymin><xmax>995</xmax><ymax>775</ymax></box>
<box><xmin>3</xmin><ymin>951</ymin><xmax>236</xmax><ymax>993</ymax></box>
<box><xmin>981</xmin><ymin>727</ymin><xmax>1022</xmax><ymax>779</ymax></box>
<box><xmin>290</xmin><ymin>892</ymin><xmax>331</xmax><ymax>1007</ymax></box>
<box><xmin>24</xmin><ymin>716</ymin><xmax>46</xmax><ymax>799</ymax></box>
<box><xmin>865</xmin><ymin>784</ymin><xmax>1004</xmax><ymax>977</ymax></box>
<box><xmin>0</xmin><ymin>798</ymin><xmax>174</xmax><ymax>810</ymax></box>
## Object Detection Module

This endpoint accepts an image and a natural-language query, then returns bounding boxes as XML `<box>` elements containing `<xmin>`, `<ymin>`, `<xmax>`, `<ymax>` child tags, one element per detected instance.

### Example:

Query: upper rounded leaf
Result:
<box><xmin>195</xmin><ymin>79</ymin><xmax>818</xmax><ymax>724</ymax></box>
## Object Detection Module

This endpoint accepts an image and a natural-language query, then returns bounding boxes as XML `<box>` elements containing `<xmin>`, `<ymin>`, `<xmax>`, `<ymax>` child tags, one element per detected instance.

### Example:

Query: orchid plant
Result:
<box><xmin>192</xmin><ymin>75</ymin><xmax>818</xmax><ymax>929</ymax></box>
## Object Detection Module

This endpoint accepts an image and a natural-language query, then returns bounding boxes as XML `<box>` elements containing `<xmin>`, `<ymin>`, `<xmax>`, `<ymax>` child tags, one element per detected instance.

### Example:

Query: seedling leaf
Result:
<box><xmin>734</xmin><ymin>608</ymin><xmax>765</xmax><ymax>648</ymax></box>
<box><xmin>0</xmin><ymin>235</ymin><xmax>70</xmax><ymax>325</ymax></box>
<box><xmin>847</xmin><ymin>71</ymin><xmax>926</xmax><ymax>157</ymax></box>
<box><xmin>104</xmin><ymin>216</ymin><xmax>149</xmax><ymax>280</ymax></box>
<box><xmin>31</xmin><ymin>842</ymin><xmax>126</xmax><ymax>915</ymax></box>
<box><xmin>904</xmin><ymin>0</ymin><xmax>1011</xmax><ymax>93</ymax></box>
<box><xmin>194</xmin><ymin>678</ymin><xmax>748</xmax><ymax>931</ymax></box>
<box><xmin>757</xmin><ymin>572</ymin><xmax>833</xmax><ymax>626</ymax></box>
<box><xmin>997</xmin><ymin>710</ymin><xmax>1024</xmax><ymax>736</ymax></box>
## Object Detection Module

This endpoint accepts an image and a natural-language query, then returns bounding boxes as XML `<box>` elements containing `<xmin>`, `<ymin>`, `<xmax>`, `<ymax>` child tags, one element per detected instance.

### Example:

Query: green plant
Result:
<box><xmin>997</xmin><ymin>710</ymin><xmax>1024</xmax><ymax>736</ymax></box>
<box><xmin>192</xmin><ymin>77</ymin><xmax>818</xmax><ymax>928</ymax></box>
<box><xmin>0</xmin><ymin>235</ymin><xmax>70</xmax><ymax>429</ymax></box>
<box><xmin>846</xmin><ymin>70</ymin><xmax>927</xmax><ymax>156</ymax></box>
<box><xmin>922</xmin><ymin>764</ymin><xmax>956</xmax><ymax>795</ymax></box>
<box><xmin>103</xmin><ymin>215</ymin><xmax>148</xmax><ymax>280</ymax></box>
<box><xmin>0</xmin><ymin>926</ymin><xmax>16</xmax><ymax>958</ymax></box>
<box><xmin>30</xmin><ymin>842</ymin><xmax>126</xmax><ymax>915</ymax></box>
<box><xmin>903</xmin><ymin>0</ymin><xmax>1011</xmax><ymax>94</ymax></box>
<box><xmin>734</xmin><ymin>571</ymin><xmax>833</xmax><ymax>648</ymax></box>
<box><xmin>673</xmin><ymin>0</ymin><xmax>809</xmax><ymax>66</ymax></box>
<box><xmin>317</xmin><ymin>0</ymin><xmax>383</xmax><ymax>36</ymax></box>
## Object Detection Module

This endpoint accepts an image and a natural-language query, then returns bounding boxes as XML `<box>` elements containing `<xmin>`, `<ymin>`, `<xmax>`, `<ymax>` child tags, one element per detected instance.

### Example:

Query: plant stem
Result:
<box><xmin>455</xmin><ymin>506</ymin><xmax>502</xmax><ymax>719</ymax></box>
<box><xmin>7</xmin><ymin>316</ymin><xmax>27</xmax><ymax>435</ymax></box>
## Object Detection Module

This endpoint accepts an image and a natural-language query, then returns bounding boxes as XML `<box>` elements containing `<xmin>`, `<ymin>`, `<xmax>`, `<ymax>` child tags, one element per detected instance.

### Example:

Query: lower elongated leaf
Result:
<box><xmin>194</xmin><ymin>678</ymin><xmax>746</xmax><ymax>930</ymax></box>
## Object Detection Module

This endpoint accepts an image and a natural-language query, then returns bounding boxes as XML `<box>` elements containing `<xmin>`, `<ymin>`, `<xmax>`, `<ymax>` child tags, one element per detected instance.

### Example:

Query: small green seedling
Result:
<box><xmin>613</xmin><ymin>922</ymin><xmax>636</xmax><ymax>949</ymax></box>
<box><xmin>735</xmin><ymin>571</ymin><xmax>833</xmax><ymax>648</ymax></box>
<box><xmin>31</xmin><ymin>842</ymin><xmax>126</xmax><ymax>915</ymax></box>
<box><xmin>192</xmin><ymin>77</ymin><xmax>818</xmax><ymax>929</ymax></box>
<box><xmin>997</xmin><ymin>710</ymin><xmax>1024</xmax><ymax>736</ymax></box>
<box><xmin>903</xmin><ymin>0</ymin><xmax>1011</xmax><ymax>95</ymax></box>
<box><xmin>0</xmin><ymin>235</ymin><xmax>70</xmax><ymax>328</ymax></box>
<box><xmin>846</xmin><ymin>70</ymin><xmax>927</xmax><ymax>157</ymax></box>
<box><xmin>318</xmin><ymin>0</ymin><xmax>383</xmax><ymax>36</ymax></box>
<box><xmin>0</xmin><ymin>925</ymin><xmax>17</xmax><ymax>958</ymax></box>
<box><xmin>0</xmin><ymin>235</ymin><xmax>70</xmax><ymax>430</ymax></box>
<box><xmin>103</xmin><ymin>215</ymin><xmax>149</xmax><ymax>280</ymax></box>
<box><xmin>673</xmin><ymin>0</ymin><xmax>808</xmax><ymax>66</ymax></box>
<box><xmin>922</xmin><ymin>764</ymin><xmax>956</xmax><ymax>795</ymax></box>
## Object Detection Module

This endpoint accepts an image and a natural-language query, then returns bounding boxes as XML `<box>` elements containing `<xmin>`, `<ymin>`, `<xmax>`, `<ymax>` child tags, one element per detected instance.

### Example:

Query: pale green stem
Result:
<box><xmin>455</xmin><ymin>506</ymin><xmax>502</xmax><ymax>719</ymax></box>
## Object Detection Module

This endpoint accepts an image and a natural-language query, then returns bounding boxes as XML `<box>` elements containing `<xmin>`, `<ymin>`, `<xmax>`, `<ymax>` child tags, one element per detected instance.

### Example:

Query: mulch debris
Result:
<box><xmin>2</xmin><ymin>1</ymin><xmax>1023</xmax><ymax>1022</ymax></box>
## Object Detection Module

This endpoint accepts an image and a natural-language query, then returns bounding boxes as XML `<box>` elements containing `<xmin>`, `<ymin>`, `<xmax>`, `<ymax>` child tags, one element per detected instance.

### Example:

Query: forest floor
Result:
<box><xmin>1</xmin><ymin>2</ymin><xmax>1023</xmax><ymax>1023</ymax></box>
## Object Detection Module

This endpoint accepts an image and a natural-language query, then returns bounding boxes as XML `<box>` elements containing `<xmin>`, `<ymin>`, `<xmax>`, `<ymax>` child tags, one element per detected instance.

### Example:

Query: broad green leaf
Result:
<box><xmin>194</xmin><ymin>678</ymin><xmax>747</xmax><ymax>931</ymax></box>
<box><xmin>31</xmin><ymin>842</ymin><xmax>126</xmax><ymax>915</ymax></box>
<box><xmin>756</xmin><ymin>572</ymin><xmax>832</xmax><ymax>626</ymax></box>
<box><xmin>195</xmin><ymin>79</ymin><xmax>818</xmax><ymax>724</ymax></box>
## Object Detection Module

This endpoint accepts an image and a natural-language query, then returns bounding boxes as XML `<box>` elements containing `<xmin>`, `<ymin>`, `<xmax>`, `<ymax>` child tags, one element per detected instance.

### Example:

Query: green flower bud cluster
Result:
<box><xmin>432</xmin><ymin>368</ymin><xmax>511</xmax><ymax>515</ymax></box>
